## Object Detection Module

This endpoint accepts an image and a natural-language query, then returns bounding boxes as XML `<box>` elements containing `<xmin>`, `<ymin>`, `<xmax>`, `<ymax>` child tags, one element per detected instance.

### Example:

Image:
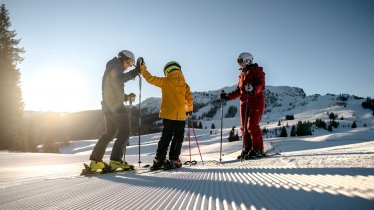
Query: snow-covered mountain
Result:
<box><xmin>140</xmin><ymin>85</ymin><xmax>370</xmax><ymax>128</ymax></box>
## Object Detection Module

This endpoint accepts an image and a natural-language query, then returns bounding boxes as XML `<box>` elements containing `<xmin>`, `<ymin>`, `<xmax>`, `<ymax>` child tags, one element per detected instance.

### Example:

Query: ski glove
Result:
<box><xmin>135</xmin><ymin>57</ymin><xmax>145</xmax><ymax>75</ymax></box>
<box><xmin>124</xmin><ymin>93</ymin><xmax>136</xmax><ymax>102</ymax></box>
<box><xmin>186</xmin><ymin>111</ymin><xmax>193</xmax><ymax>117</ymax></box>
<box><xmin>220</xmin><ymin>92</ymin><xmax>229</xmax><ymax>100</ymax></box>
<box><xmin>136</xmin><ymin>57</ymin><xmax>145</xmax><ymax>66</ymax></box>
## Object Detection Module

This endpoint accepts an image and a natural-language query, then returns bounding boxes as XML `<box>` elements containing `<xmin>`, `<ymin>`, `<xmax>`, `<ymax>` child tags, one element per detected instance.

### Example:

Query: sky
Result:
<box><xmin>2</xmin><ymin>0</ymin><xmax>374</xmax><ymax>112</ymax></box>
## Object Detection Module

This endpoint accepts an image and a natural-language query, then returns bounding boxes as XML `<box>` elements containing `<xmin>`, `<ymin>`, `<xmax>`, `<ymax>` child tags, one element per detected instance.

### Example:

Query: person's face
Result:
<box><xmin>123</xmin><ymin>59</ymin><xmax>134</xmax><ymax>69</ymax></box>
<box><xmin>238</xmin><ymin>62</ymin><xmax>246</xmax><ymax>69</ymax></box>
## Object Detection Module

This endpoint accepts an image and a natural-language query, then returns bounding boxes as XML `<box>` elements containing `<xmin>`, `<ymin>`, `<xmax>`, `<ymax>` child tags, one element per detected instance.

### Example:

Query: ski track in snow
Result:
<box><xmin>1</xmin><ymin>148</ymin><xmax>373</xmax><ymax>210</ymax></box>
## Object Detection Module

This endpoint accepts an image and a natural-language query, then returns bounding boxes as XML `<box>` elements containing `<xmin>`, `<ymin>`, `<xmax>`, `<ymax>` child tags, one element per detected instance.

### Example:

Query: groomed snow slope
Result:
<box><xmin>1</xmin><ymin>95</ymin><xmax>374</xmax><ymax>209</ymax></box>
<box><xmin>1</xmin><ymin>127</ymin><xmax>373</xmax><ymax>210</ymax></box>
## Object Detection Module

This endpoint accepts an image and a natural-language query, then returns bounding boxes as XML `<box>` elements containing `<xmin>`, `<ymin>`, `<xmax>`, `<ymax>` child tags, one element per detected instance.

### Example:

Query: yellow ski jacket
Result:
<box><xmin>141</xmin><ymin>66</ymin><xmax>193</xmax><ymax>121</ymax></box>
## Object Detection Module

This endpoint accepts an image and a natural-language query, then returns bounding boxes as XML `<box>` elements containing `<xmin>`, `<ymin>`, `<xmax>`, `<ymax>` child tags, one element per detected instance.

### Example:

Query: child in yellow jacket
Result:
<box><xmin>140</xmin><ymin>61</ymin><xmax>193</xmax><ymax>170</ymax></box>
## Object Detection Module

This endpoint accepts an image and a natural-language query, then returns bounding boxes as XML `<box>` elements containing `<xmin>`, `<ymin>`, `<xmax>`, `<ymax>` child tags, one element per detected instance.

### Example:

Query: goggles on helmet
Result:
<box><xmin>237</xmin><ymin>58</ymin><xmax>244</xmax><ymax>64</ymax></box>
<box><xmin>164</xmin><ymin>61</ymin><xmax>181</xmax><ymax>76</ymax></box>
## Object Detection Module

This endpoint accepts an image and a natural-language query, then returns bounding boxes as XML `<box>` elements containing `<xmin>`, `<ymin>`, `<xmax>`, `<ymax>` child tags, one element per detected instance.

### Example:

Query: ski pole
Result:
<box><xmin>220</xmin><ymin>90</ymin><xmax>224</xmax><ymax>163</ymax></box>
<box><xmin>123</xmin><ymin>100</ymin><xmax>128</xmax><ymax>162</ymax></box>
<box><xmin>190</xmin><ymin>118</ymin><xmax>204</xmax><ymax>165</ymax></box>
<box><xmin>138</xmin><ymin>75</ymin><xmax>142</xmax><ymax>166</ymax></box>
<box><xmin>125</xmin><ymin>93</ymin><xmax>136</xmax><ymax>162</ymax></box>
<box><xmin>136</xmin><ymin>57</ymin><xmax>144</xmax><ymax>167</ymax></box>
<box><xmin>188</xmin><ymin>115</ymin><xmax>192</xmax><ymax>163</ymax></box>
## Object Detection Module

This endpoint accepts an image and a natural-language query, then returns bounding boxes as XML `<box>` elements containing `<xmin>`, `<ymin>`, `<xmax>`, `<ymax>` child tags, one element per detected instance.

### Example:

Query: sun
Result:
<box><xmin>24</xmin><ymin>68</ymin><xmax>89</xmax><ymax>112</ymax></box>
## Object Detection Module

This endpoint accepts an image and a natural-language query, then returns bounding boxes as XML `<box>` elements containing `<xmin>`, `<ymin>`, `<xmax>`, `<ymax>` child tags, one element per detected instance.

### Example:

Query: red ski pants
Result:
<box><xmin>240</xmin><ymin>95</ymin><xmax>265</xmax><ymax>151</ymax></box>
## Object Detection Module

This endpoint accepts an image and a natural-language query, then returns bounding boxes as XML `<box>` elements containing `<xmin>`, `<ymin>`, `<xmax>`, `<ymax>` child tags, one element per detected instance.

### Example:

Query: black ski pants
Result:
<box><xmin>155</xmin><ymin>119</ymin><xmax>186</xmax><ymax>162</ymax></box>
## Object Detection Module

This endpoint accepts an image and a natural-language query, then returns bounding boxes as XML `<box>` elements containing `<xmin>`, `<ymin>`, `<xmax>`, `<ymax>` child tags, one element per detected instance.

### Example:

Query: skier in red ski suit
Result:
<box><xmin>220</xmin><ymin>52</ymin><xmax>266</xmax><ymax>159</ymax></box>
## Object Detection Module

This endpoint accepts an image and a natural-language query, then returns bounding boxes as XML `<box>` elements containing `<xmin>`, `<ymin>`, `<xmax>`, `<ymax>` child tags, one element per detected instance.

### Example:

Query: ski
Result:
<box><xmin>137</xmin><ymin>160</ymin><xmax>193</xmax><ymax>174</ymax></box>
<box><xmin>136</xmin><ymin>167</ymin><xmax>181</xmax><ymax>175</ymax></box>
<box><xmin>80</xmin><ymin>163</ymin><xmax>145</xmax><ymax>177</ymax></box>
<box><xmin>245</xmin><ymin>152</ymin><xmax>281</xmax><ymax>159</ymax></box>
<box><xmin>221</xmin><ymin>152</ymin><xmax>281</xmax><ymax>164</ymax></box>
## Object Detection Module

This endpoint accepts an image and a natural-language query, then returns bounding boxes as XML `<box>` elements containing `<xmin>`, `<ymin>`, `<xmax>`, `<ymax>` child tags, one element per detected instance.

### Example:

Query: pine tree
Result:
<box><xmin>211</xmin><ymin>123</ymin><xmax>215</xmax><ymax>129</ymax></box>
<box><xmin>315</xmin><ymin>119</ymin><xmax>327</xmax><ymax>129</ymax></box>
<box><xmin>329</xmin><ymin>112</ymin><xmax>337</xmax><ymax>120</ymax></box>
<box><xmin>351</xmin><ymin>121</ymin><xmax>357</xmax><ymax>128</ymax></box>
<box><xmin>225</xmin><ymin>106</ymin><xmax>237</xmax><ymax>118</ymax></box>
<box><xmin>0</xmin><ymin>4</ymin><xmax>25</xmax><ymax>150</ymax></box>
<box><xmin>296</xmin><ymin>121</ymin><xmax>312</xmax><ymax>136</ymax></box>
<box><xmin>279</xmin><ymin>126</ymin><xmax>288</xmax><ymax>137</ymax></box>
<box><xmin>290</xmin><ymin>125</ymin><xmax>296</xmax><ymax>137</ymax></box>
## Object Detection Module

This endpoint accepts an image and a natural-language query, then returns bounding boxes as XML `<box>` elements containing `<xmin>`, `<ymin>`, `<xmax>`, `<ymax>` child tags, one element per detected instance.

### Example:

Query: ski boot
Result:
<box><xmin>244</xmin><ymin>149</ymin><xmax>265</xmax><ymax>160</ymax></box>
<box><xmin>89</xmin><ymin>160</ymin><xmax>107</xmax><ymax>172</ymax></box>
<box><xmin>81</xmin><ymin>160</ymin><xmax>111</xmax><ymax>175</ymax></box>
<box><xmin>170</xmin><ymin>159</ymin><xmax>182</xmax><ymax>169</ymax></box>
<box><xmin>237</xmin><ymin>148</ymin><xmax>251</xmax><ymax>160</ymax></box>
<box><xmin>163</xmin><ymin>160</ymin><xmax>175</xmax><ymax>170</ymax></box>
<box><xmin>109</xmin><ymin>160</ymin><xmax>134</xmax><ymax>171</ymax></box>
<box><xmin>150</xmin><ymin>158</ymin><xmax>165</xmax><ymax>171</ymax></box>
<box><xmin>163</xmin><ymin>159</ymin><xmax>182</xmax><ymax>170</ymax></box>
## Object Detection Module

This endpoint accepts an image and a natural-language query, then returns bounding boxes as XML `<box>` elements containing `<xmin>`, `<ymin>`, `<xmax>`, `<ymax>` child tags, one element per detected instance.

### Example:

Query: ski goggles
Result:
<box><xmin>237</xmin><ymin>58</ymin><xmax>244</xmax><ymax>64</ymax></box>
<box><xmin>126</xmin><ymin>59</ymin><xmax>135</xmax><ymax>66</ymax></box>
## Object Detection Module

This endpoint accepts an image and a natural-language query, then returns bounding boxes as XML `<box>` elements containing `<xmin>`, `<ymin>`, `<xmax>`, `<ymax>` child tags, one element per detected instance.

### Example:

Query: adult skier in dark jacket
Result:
<box><xmin>89</xmin><ymin>50</ymin><xmax>140</xmax><ymax>172</ymax></box>
<box><xmin>220</xmin><ymin>52</ymin><xmax>266</xmax><ymax>159</ymax></box>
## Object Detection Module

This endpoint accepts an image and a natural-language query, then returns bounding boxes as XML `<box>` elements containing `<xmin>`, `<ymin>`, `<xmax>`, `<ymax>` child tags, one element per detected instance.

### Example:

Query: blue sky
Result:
<box><xmin>2</xmin><ymin>0</ymin><xmax>374</xmax><ymax>112</ymax></box>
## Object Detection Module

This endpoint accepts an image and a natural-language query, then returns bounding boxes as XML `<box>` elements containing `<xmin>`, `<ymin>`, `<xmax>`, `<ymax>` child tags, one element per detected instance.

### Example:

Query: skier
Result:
<box><xmin>220</xmin><ymin>52</ymin><xmax>266</xmax><ymax>159</ymax></box>
<box><xmin>88</xmin><ymin>50</ymin><xmax>140</xmax><ymax>172</ymax></box>
<box><xmin>139</xmin><ymin>61</ymin><xmax>193</xmax><ymax>170</ymax></box>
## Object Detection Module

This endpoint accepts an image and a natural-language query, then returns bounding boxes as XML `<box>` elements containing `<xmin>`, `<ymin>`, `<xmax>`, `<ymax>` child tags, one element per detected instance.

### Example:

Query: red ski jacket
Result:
<box><xmin>227</xmin><ymin>63</ymin><xmax>265</xmax><ymax>104</ymax></box>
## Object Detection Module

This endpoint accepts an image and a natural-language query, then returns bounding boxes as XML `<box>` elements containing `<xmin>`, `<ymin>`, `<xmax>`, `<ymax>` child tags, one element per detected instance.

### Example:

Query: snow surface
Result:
<box><xmin>1</xmin><ymin>88</ymin><xmax>374</xmax><ymax>209</ymax></box>
<box><xmin>1</xmin><ymin>131</ymin><xmax>373</xmax><ymax>209</ymax></box>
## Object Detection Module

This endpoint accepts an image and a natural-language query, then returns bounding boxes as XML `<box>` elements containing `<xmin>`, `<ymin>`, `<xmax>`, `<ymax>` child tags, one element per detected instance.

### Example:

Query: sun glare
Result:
<box><xmin>24</xmin><ymin>68</ymin><xmax>88</xmax><ymax>112</ymax></box>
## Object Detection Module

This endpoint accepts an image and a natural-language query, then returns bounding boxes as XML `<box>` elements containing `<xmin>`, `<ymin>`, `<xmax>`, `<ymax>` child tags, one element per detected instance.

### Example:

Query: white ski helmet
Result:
<box><xmin>237</xmin><ymin>52</ymin><xmax>254</xmax><ymax>65</ymax></box>
<box><xmin>118</xmin><ymin>50</ymin><xmax>135</xmax><ymax>62</ymax></box>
